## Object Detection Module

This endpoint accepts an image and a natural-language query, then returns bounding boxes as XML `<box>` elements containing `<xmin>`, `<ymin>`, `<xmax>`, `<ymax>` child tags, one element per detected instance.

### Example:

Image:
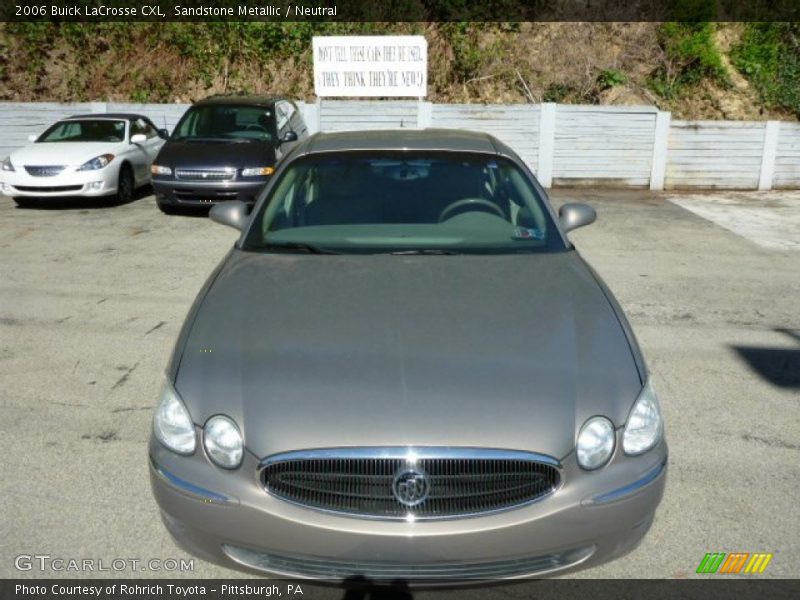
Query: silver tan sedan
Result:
<box><xmin>149</xmin><ymin>129</ymin><xmax>667</xmax><ymax>582</ymax></box>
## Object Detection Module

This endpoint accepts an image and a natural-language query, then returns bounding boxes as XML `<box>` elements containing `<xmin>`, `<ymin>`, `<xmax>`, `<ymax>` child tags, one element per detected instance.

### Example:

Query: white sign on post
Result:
<box><xmin>312</xmin><ymin>36</ymin><xmax>428</xmax><ymax>98</ymax></box>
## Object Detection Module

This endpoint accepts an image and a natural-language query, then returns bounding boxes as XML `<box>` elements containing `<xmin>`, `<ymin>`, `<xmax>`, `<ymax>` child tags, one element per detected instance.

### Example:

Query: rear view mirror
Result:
<box><xmin>27</xmin><ymin>134</ymin><xmax>37</xmax><ymax>143</ymax></box>
<box><xmin>130</xmin><ymin>134</ymin><xmax>147</xmax><ymax>144</ymax></box>
<box><xmin>209</xmin><ymin>200</ymin><xmax>250</xmax><ymax>231</ymax></box>
<box><xmin>158</xmin><ymin>129</ymin><xmax>169</xmax><ymax>139</ymax></box>
<box><xmin>559</xmin><ymin>203</ymin><xmax>597</xmax><ymax>233</ymax></box>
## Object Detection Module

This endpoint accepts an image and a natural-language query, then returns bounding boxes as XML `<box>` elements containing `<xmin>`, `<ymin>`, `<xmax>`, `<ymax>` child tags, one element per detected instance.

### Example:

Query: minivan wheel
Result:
<box><xmin>157</xmin><ymin>200</ymin><xmax>181</xmax><ymax>215</ymax></box>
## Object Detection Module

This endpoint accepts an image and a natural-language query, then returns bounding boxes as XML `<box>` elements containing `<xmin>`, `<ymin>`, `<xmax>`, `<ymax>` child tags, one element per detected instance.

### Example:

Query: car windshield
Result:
<box><xmin>172</xmin><ymin>104</ymin><xmax>275</xmax><ymax>143</ymax></box>
<box><xmin>244</xmin><ymin>152</ymin><xmax>565</xmax><ymax>254</ymax></box>
<box><xmin>38</xmin><ymin>119</ymin><xmax>126</xmax><ymax>143</ymax></box>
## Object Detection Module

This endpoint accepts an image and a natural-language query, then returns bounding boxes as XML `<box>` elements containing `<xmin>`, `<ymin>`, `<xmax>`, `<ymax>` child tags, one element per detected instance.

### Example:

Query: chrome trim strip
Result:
<box><xmin>150</xmin><ymin>457</ymin><xmax>231</xmax><ymax>504</ymax></box>
<box><xmin>222</xmin><ymin>543</ymin><xmax>595</xmax><ymax>581</ymax></box>
<box><xmin>259</xmin><ymin>446</ymin><xmax>562</xmax><ymax>469</ymax></box>
<box><xmin>584</xmin><ymin>458</ymin><xmax>667</xmax><ymax>506</ymax></box>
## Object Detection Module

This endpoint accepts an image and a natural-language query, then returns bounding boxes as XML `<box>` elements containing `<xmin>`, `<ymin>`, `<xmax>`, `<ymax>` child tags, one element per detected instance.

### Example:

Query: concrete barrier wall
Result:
<box><xmin>2</xmin><ymin>100</ymin><xmax>798</xmax><ymax>191</ymax></box>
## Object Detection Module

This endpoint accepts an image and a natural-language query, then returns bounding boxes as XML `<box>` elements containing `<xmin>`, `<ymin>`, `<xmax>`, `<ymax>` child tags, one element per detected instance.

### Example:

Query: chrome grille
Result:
<box><xmin>24</xmin><ymin>165</ymin><xmax>65</xmax><ymax>177</ymax></box>
<box><xmin>174</xmin><ymin>168</ymin><xmax>235</xmax><ymax>181</ymax></box>
<box><xmin>260</xmin><ymin>448</ymin><xmax>561</xmax><ymax>520</ymax></box>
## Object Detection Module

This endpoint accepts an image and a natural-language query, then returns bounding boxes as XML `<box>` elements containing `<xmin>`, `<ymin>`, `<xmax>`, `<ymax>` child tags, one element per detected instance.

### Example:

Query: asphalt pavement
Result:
<box><xmin>0</xmin><ymin>188</ymin><xmax>797</xmax><ymax>595</ymax></box>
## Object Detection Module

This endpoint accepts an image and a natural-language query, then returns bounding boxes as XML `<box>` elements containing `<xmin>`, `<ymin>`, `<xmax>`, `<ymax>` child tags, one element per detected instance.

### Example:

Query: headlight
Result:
<box><xmin>241</xmin><ymin>166</ymin><xmax>274</xmax><ymax>177</ymax></box>
<box><xmin>1</xmin><ymin>157</ymin><xmax>14</xmax><ymax>172</ymax></box>
<box><xmin>77</xmin><ymin>154</ymin><xmax>114</xmax><ymax>171</ymax></box>
<box><xmin>153</xmin><ymin>380</ymin><xmax>196</xmax><ymax>455</ymax></box>
<box><xmin>623</xmin><ymin>379</ymin><xmax>663</xmax><ymax>455</ymax></box>
<box><xmin>576</xmin><ymin>416</ymin><xmax>615</xmax><ymax>470</ymax></box>
<box><xmin>151</xmin><ymin>164</ymin><xmax>172</xmax><ymax>176</ymax></box>
<box><xmin>203</xmin><ymin>415</ymin><xmax>243</xmax><ymax>469</ymax></box>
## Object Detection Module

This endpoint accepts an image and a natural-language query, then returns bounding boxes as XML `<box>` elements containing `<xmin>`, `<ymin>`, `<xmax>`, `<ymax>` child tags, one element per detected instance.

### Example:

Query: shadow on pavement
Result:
<box><xmin>11</xmin><ymin>184</ymin><xmax>152</xmax><ymax>210</ymax></box>
<box><xmin>731</xmin><ymin>328</ymin><xmax>800</xmax><ymax>389</ymax></box>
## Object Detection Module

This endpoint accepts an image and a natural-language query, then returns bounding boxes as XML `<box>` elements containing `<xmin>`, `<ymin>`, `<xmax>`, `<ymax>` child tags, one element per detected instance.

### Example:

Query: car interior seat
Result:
<box><xmin>303</xmin><ymin>165</ymin><xmax>383</xmax><ymax>226</ymax></box>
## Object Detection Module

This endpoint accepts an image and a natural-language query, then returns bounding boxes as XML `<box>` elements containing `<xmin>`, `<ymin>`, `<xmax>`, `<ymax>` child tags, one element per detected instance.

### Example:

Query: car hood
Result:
<box><xmin>175</xmin><ymin>250</ymin><xmax>643</xmax><ymax>460</ymax></box>
<box><xmin>155</xmin><ymin>140</ymin><xmax>277</xmax><ymax>169</ymax></box>
<box><xmin>10</xmin><ymin>142</ymin><xmax>126</xmax><ymax>167</ymax></box>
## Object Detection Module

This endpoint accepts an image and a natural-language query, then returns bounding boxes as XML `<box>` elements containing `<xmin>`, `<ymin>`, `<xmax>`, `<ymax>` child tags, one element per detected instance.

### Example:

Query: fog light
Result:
<box><xmin>88</xmin><ymin>181</ymin><xmax>104</xmax><ymax>191</ymax></box>
<box><xmin>0</xmin><ymin>183</ymin><xmax>11</xmax><ymax>194</ymax></box>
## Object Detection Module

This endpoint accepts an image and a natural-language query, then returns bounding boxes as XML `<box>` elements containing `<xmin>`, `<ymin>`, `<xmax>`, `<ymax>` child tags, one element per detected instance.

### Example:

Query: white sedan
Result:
<box><xmin>0</xmin><ymin>113</ymin><xmax>166</xmax><ymax>205</ymax></box>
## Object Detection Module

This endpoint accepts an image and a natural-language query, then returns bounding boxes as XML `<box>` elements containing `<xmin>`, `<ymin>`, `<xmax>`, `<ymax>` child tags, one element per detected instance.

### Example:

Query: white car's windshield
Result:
<box><xmin>172</xmin><ymin>105</ymin><xmax>275</xmax><ymax>143</ymax></box>
<box><xmin>245</xmin><ymin>152</ymin><xmax>565</xmax><ymax>255</ymax></box>
<box><xmin>38</xmin><ymin>119</ymin><xmax>126</xmax><ymax>143</ymax></box>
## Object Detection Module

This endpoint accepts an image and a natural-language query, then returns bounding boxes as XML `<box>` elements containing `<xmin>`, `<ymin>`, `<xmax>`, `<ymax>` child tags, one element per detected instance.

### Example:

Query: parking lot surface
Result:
<box><xmin>0</xmin><ymin>189</ymin><xmax>798</xmax><ymax>594</ymax></box>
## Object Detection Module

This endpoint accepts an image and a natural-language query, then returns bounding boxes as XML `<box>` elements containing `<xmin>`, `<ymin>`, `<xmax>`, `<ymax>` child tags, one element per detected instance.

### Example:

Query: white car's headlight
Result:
<box><xmin>153</xmin><ymin>380</ymin><xmax>196</xmax><ymax>455</ymax></box>
<box><xmin>77</xmin><ymin>154</ymin><xmax>114</xmax><ymax>171</ymax></box>
<box><xmin>241</xmin><ymin>166</ymin><xmax>274</xmax><ymax>177</ymax></box>
<box><xmin>1</xmin><ymin>157</ymin><xmax>15</xmax><ymax>172</ymax></box>
<box><xmin>576</xmin><ymin>416</ymin><xmax>615</xmax><ymax>470</ymax></box>
<box><xmin>623</xmin><ymin>379</ymin><xmax>664</xmax><ymax>455</ymax></box>
<box><xmin>151</xmin><ymin>164</ymin><xmax>172</xmax><ymax>176</ymax></box>
<box><xmin>203</xmin><ymin>416</ymin><xmax>243</xmax><ymax>469</ymax></box>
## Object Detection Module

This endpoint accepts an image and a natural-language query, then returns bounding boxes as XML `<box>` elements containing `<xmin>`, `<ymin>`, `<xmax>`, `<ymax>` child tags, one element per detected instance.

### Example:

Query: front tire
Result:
<box><xmin>116</xmin><ymin>165</ymin><xmax>134</xmax><ymax>204</ymax></box>
<box><xmin>157</xmin><ymin>200</ymin><xmax>180</xmax><ymax>215</ymax></box>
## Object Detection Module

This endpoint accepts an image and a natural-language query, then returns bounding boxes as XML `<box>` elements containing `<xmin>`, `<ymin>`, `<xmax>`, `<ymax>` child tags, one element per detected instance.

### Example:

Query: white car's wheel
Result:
<box><xmin>116</xmin><ymin>165</ymin><xmax>134</xmax><ymax>203</ymax></box>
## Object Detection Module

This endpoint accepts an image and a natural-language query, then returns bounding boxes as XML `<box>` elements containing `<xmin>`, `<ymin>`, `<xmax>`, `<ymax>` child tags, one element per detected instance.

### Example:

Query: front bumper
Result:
<box><xmin>1</xmin><ymin>168</ymin><xmax>118</xmax><ymax>197</ymax></box>
<box><xmin>152</xmin><ymin>179</ymin><xmax>267</xmax><ymax>207</ymax></box>
<box><xmin>149</xmin><ymin>438</ymin><xmax>667</xmax><ymax>582</ymax></box>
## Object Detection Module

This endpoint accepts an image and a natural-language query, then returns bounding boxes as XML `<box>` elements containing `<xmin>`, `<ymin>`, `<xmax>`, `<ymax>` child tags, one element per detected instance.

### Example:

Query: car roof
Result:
<box><xmin>193</xmin><ymin>95</ymin><xmax>284</xmax><ymax>108</ymax></box>
<box><xmin>64</xmin><ymin>113</ymin><xmax>152</xmax><ymax>121</ymax></box>
<box><xmin>299</xmin><ymin>128</ymin><xmax>511</xmax><ymax>157</ymax></box>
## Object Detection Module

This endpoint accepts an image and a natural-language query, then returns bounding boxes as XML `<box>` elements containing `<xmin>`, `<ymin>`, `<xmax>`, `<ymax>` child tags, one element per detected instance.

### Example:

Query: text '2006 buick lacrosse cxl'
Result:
<box><xmin>149</xmin><ymin>129</ymin><xmax>667</xmax><ymax>582</ymax></box>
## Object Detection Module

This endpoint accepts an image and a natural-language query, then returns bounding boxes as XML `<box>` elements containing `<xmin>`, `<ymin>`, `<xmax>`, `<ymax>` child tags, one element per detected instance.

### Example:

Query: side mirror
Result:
<box><xmin>27</xmin><ymin>134</ymin><xmax>38</xmax><ymax>142</ymax></box>
<box><xmin>277</xmin><ymin>130</ymin><xmax>298</xmax><ymax>146</ymax></box>
<box><xmin>158</xmin><ymin>129</ymin><xmax>169</xmax><ymax>139</ymax></box>
<box><xmin>558</xmin><ymin>203</ymin><xmax>596</xmax><ymax>234</ymax></box>
<box><xmin>209</xmin><ymin>200</ymin><xmax>250</xmax><ymax>231</ymax></box>
<box><xmin>130</xmin><ymin>133</ymin><xmax>147</xmax><ymax>144</ymax></box>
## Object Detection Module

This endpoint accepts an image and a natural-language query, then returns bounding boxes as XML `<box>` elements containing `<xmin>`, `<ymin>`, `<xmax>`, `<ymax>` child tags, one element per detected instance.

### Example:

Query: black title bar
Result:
<box><xmin>2</xmin><ymin>0</ymin><xmax>800</xmax><ymax>22</ymax></box>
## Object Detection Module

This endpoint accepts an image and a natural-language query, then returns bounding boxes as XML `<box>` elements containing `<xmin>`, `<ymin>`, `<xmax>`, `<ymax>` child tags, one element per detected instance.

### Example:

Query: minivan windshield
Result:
<box><xmin>172</xmin><ymin>104</ymin><xmax>275</xmax><ymax>143</ymax></box>
<box><xmin>244</xmin><ymin>152</ymin><xmax>566</xmax><ymax>255</ymax></box>
<box><xmin>38</xmin><ymin>119</ymin><xmax>126</xmax><ymax>143</ymax></box>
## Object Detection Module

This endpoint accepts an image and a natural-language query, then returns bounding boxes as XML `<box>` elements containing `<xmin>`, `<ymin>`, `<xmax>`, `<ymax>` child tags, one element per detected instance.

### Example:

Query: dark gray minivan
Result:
<box><xmin>151</xmin><ymin>96</ymin><xmax>308</xmax><ymax>213</ymax></box>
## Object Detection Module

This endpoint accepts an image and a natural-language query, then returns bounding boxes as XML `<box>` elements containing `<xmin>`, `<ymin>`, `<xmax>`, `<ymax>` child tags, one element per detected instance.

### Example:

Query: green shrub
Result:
<box><xmin>732</xmin><ymin>23</ymin><xmax>800</xmax><ymax>117</ymax></box>
<box><xmin>597</xmin><ymin>69</ymin><xmax>628</xmax><ymax>90</ymax></box>
<box><xmin>648</xmin><ymin>21</ymin><xmax>728</xmax><ymax>99</ymax></box>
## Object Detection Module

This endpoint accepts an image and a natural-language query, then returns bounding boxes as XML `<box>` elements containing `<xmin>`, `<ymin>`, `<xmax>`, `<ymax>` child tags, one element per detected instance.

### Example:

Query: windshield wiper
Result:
<box><xmin>389</xmin><ymin>249</ymin><xmax>461</xmax><ymax>255</ymax></box>
<box><xmin>260</xmin><ymin>242</ymin><xmax>340</xmax><ymax>255</ymax></box>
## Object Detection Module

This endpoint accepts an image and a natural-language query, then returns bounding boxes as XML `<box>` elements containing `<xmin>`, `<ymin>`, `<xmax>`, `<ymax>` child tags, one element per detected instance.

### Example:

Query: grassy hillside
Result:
<box><xmin>1</xmin><ymin>21</ymin><xmax>798</xmax><ymax>120</ymax></box>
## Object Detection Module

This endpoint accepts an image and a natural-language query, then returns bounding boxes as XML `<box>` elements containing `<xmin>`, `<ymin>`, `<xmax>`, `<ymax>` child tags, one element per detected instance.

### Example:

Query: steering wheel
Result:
<box><xmin>244</xmin><ymin>124</ymin><xmax>268</xmax><ymax>132</ymax></box>
<box><xmin>438</xmin><ymin>198</ymin><xmax>505</xmax><ymax>222</ymax></box>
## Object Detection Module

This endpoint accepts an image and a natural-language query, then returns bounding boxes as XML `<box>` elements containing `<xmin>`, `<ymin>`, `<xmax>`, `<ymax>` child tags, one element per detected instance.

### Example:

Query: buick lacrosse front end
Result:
<box><xmin>149</xmin><ymin>129</ymin><xmax>666</xmax><ymax>582</ymax></box>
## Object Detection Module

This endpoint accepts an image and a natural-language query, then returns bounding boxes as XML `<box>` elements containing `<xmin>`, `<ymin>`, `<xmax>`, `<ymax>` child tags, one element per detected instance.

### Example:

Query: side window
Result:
<box><xmin>141</xmin><ymin>119</ymin><xmax>158</xmax><ymax>139</ymax></box>
<box><xmin>130</xmin><ymin>119</ymin><xmax>145</xmax><ymax>137</ymax></box>
<box><xmin>275</xmin><ymin>103</ymin><xmax>289</xmax><ymax>130</ymax></box>
<box><xmin>132</xmin><ymin>118</ymin><xmax>157</xmax><ymax>139</ymax></box>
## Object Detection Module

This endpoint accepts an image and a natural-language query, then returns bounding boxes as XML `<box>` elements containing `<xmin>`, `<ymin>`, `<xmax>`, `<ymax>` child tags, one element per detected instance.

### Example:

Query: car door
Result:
<box><xmin>140</xmin><ymin>118</ymin><xmax>165</xmax><ymax>178</ymax></box>
<box><xmin>128</xmin><ymin>118</ymin><xmax>152</xmax><ymax>184</ymax></box>
<box><xmin>288</xmin><ymin>101</ymin><xmax>309</xmax><ymax>140</ymax></box>
<box><xmin>275</xmin><ymin>101</ymin><xmax>300</xmax><ymax>161</ymax></box>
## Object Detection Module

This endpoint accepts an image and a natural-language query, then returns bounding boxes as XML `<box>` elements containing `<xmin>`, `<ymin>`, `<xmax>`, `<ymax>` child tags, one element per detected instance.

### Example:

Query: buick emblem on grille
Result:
<box><xmin>392</xmin><ymin>467</ymin><xmax>430</xmax><ymax>507</ymax></box>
